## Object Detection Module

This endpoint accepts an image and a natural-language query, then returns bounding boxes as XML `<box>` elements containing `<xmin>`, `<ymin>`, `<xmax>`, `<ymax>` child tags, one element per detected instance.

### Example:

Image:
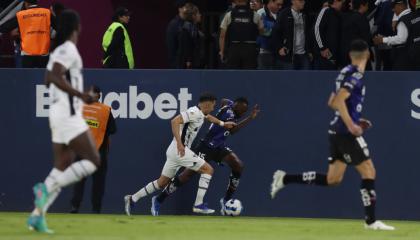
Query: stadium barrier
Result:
<box><xmin>1</xmin><ymin>69</ymin><xmax>419</xmax><ymax>220</ymax></box>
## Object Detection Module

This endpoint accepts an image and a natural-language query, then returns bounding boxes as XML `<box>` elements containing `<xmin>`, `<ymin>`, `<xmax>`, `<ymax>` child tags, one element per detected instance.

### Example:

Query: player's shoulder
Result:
<box><xmin>52</xmin><ymin>41</ymin><xmax>78</xmax><ymax>58</ymax></box>
<box><xmin>186</xmin><ymin>106</ymin><xmax>204</xmax><ymax>118</ymax></box>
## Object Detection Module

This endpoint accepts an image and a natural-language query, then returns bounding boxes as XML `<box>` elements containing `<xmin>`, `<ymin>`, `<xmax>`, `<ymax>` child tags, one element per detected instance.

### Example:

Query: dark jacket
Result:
<box><xmin>103</xmin><ymin>25</ymin><xmax>129</xmax><ymax>69</ymax></box>
<box><xmin>177</xmin><ymin>21</ymin><xmax>201</xmax><ymax>69</ymax></box>
<box><xmin>340</xmin><ymin>11</ymin><xmax>372</xmax><ymax>66</ymax></box>
<box><xmin>374</xmin><ymin>0</ymin><xmax>394</xmax><ymax>37</ymax></box>
<box><xmin>272</xmin><ymin>7</ymin><xmax>311</xmax><ymax>62</ymax></box>
<box><xmin>166</xmin><ymin>16</ymin><xmax>184</xmax><ymax>68</ymax></box>
<box><xmin>313</xmin><ymin>7</ymin><xmax>341</xmax><ymax>61</ymax></box>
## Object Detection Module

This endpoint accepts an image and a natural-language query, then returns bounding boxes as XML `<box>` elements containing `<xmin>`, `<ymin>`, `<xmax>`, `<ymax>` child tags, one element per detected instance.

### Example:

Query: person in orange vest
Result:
<box><xmin>0</xmin><ymin>0</ymin><xmax>56</xmax><ymax>68</ymax></box>
<box><xmin>70</xmin><ymin>85</ymin><xmax>117</xmax><ymax>214</ymax></box>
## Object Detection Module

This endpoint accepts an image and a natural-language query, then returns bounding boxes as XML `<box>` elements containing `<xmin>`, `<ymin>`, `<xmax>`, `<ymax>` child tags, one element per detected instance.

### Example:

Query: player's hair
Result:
<box><xmin>234</xmin><ymin>97</ymin><xmax>249</xmax><ymax>105</ymax></box>
<box><xmin>53</xmin><ymin>9</ymin><xmax>80</xmax><ymax>50</ymax></box>
<box><xmin>349</xmin><ymin>39</ymin><xmax>369</xmax><ymax>59</ymax></box>
<box><xmin>352</xmin><ymin>0</ymin><xmax>368</xmax><ymax>10</ymax></box>
<box><xmin>199</xmin><ymin>92</ymin><xmax>217</xmax><ymax>103</ymax></box>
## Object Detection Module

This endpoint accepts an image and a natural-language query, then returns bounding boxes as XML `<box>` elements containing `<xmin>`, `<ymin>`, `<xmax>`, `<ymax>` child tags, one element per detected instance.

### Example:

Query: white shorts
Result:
<box><xmin>161</xmin><ymin>141</ymin><xmax>206</xmax><ymax>179</ymax></box>
<box><xmin>49</xmin><ymin>116</ymin><xmax>89</xmax><ymax>145</ymax></box>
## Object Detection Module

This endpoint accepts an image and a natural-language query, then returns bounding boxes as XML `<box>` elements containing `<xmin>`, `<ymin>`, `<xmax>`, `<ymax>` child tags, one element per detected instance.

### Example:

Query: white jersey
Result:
<box><xmin>47</xmin><ymin>40</ymin><xmax>84</xmax><ymax>119</ymax></box>
<box><xmin>176</xmin><ymin>106</ymin><xmax>205</xmax><ymax>148</ymax></box>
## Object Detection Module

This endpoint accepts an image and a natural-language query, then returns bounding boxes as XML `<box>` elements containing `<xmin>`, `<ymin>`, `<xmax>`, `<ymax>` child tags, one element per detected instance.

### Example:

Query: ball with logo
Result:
<box><xmin>224</xmin><ymin>199</ymin><xmax>243</xmax><ymax>216</ymax></box>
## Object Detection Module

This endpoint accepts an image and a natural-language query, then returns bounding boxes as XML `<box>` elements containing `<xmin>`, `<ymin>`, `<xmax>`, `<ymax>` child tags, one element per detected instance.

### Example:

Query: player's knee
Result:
<box><xmin>157</xmin><ymin>177</ymin><xmax>170</xmax><ymax>188</ymax></box>
<box><xmin>327</xmin><ymin>175</ymin><xmax>343</xmax><ymax>186</ymax></box>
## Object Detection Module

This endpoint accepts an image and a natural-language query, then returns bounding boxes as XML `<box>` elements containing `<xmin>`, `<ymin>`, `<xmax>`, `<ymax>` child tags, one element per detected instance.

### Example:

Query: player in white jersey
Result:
<box><xmin>124</xmin><ymin>93</ymin><xmax>236</xmax><ymax>214</ymax></box>
<box><xmin>27</xmin><ymin>10</ymin><xmax>100</xmax><ymax>234</ymax></box>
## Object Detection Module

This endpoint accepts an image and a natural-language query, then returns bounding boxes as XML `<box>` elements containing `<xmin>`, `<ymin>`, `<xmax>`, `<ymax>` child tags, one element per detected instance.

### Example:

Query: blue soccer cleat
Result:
<box><xmin>192</xmin><ymin>203</ymin><xmax>215</xmax><ymax>214</ymax></box>
<box><xmin>151</xmin><ymin>196</ymin><xmax>160</xmax><ymax>216</ymax></box>
<box><xmin>27</xmin><ymin>215</ymin><xmax>54</xmax><ymax>234</ymax></box>
<box><xmin>33</xmin><ymin>183</ymin><xmax>49</xmax><ymax>210</ymax></box>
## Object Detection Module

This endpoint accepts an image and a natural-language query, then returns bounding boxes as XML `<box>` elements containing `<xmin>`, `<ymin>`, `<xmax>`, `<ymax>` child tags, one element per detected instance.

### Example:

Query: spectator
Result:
<box><xmin>251</xmin><ymin>0</ymin><xmax>264</xmax><ymax>11</ymax></box>
<box><xmin>177</xmin><ymin>4</ymin><xmax>203</xmax><ymax>69</ymax></box>
<box><xmin>340</xmin><ymin>0</ymin><xmax>372</xmax><ymax>68</ymax></box>
<box><xmin>102</xmin><ymin>7</ymin><xmax>134</xmax><ymax>69</ymax></box>
<box><xmin>256</xmin><ymin>0</ymin><xmax>283</xmax><ymax>69</ymax></box>
<box><xmin>166</xmin><ymin>0</ymin><xmax>187</xmax><ymax>68</ymax></box>
<box><xmin>406</xmin><ymin>1</ymin><xmax>420</xmax><ymax>69</ymax></box>
<box><xmin>313</xmin><ymin>0</ymin><xmax>343</xmax><ymax>70</ymax></box>
<box><xmin>219</xmin><ymin>0</ymin><xmax>264</xmax><ymax>69</ymax></box>
<box><xmin>70</xmin><ymin>85</ymin><xmax>117</xmax><ymax>214</ymax></box>
<box><xmin>272</xmin><ymin>0</ymin><xmax>312</xmax><ymax>70</ymax></box>
<box><xmin>373</xmin><ymin>0</ymin><xmax>395</xmax><ymax>70</ymax></box>
<box><xmin>373</xmin><ymin>0</ymin><xmax>411</xmax><ymax>70</ymax></box>
<box><xmin>0</xmin><ymin>0</ymin><xmax>56</xmax><ymax>68</ymax></box>
<box><xmin>50</xmin><ymin>2</ymin><xmax>65</xmax><ymax>49</ymax></box>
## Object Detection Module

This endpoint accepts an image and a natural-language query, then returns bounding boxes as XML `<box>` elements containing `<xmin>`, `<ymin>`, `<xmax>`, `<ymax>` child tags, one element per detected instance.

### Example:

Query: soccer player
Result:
<box><xmin>124</xmin><ymin>94</ymin><xmax>236</xmax><ymax>215</ymax></box>
<box><xmin>270</xmin><ymin>40</ymin><xmax>395</xmax><ymax>231</ymax></box>
<box><xmin>151</xmin><ymin>98</ymin><xmax>260</xmax><ymax>216</ymax></box>
<box><xmin>27</xmin><ymin>10</ymin><xmax>100</xmax><ymax>233</ymax></box>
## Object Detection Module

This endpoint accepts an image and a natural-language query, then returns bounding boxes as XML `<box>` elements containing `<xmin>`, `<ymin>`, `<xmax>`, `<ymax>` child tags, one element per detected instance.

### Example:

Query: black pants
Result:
<box><xmin>313</xmin><ymin>56</ymin><xmax>337</xmax><ymax>70</ymax></box>
<box><xmin>71</xmin><ymin>150</ymin><xmax>108</xmax><ymax>213</ymax></box>
<box><xmin>375</xmin><ymin>48</ymin><xmax>392</xmax><ymax>71</ymax></box>
<box><xmin>22</xmin><ymin>55</ymin><xmax>49</xmax><ymax>68</ymax></box>
<box><xmin>227</xmin><ymin>43</ymin><xmax>257</xmax><ymax>69</ymax></box>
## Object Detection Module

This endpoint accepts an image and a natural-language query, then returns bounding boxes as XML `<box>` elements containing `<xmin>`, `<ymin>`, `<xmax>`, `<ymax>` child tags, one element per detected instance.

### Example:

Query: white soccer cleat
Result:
<box><xmin>270</xmin><ymin>170</ymin><xmax>286</xmax><ymax>199</ymax></box>
<box><xmin>365</xmin><ymin>221</ymin><xmax>395</xmax><ymax>231</ymax></box>
<box><xmin>124</xmin><ymin>195</ymin><xmax>134</xmax><ymax>216</ymax></box>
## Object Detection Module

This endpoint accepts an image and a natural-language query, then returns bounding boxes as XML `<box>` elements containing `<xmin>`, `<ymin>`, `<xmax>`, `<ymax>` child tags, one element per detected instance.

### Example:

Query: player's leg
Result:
<box><xmin>221</xmin><ymin>152</ymin><xmax>243</xmax><ymax>202</ymax></box>
<box><xmin>355</xmin><ymin>159</ymin><xmax>394</xmax><ymax>230</ymax></box>
<box><xmin>192</xmin><ymin>161</ymin><xmax>215</xmax><ymax>214</ymax></box>
<box><xmin>155</xmin><ymin>168</ymin><xmax>196</xmax><ymax>203</ymax></box>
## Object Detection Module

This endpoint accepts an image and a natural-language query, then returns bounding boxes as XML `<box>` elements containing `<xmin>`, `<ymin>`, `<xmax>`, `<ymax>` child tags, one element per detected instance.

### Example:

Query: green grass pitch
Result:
<box><xmin>0</xmin><ymin>212</ymin><xmax>419</xmax><ymax>240</ymax></box>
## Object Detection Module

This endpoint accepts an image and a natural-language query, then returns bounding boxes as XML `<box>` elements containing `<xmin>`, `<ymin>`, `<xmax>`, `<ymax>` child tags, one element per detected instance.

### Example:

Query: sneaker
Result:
<box><xmin>192</xmin><ymin>203</ymin><xmax>215</xmax><ymax>214</ymax></box>
<box><xmin>124</xmin><ymin>195</ymin><xmax>134</xmax><ymax>216</ymax></box>
<box><xmin>33</xmin><ymin>183</ymin><xmax>49</xmax><ymax>210</ymax></box>
<box><xmin>270</xmin><ymin>170</ymin><xmax>286</xmax><ymax>199</ymax></box>
<box><xmin>27</xmin><ymin>215</ymin><xmax>54</xmax><ymax>234</ymax></box>
<box><xmin>219</xmin><ymin>198</ymin><xmax>226</xmax><ymax>216</ymax></box>
<box><xmin>365</xmin><ymin>221</ymin><xmax>395</xmax><ymax>231</ymax></box>
<box><xmin>151</xmin><ymin>196</ymin><xmax>160</xmax><ymax>216</ymax></box>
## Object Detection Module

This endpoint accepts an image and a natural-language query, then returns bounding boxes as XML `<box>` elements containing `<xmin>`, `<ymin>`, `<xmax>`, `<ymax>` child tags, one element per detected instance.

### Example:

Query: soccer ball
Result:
<box><xmin>224</xmin><ymin>199</ymin><xmax>243</xmax><ymax>216</ymax></box>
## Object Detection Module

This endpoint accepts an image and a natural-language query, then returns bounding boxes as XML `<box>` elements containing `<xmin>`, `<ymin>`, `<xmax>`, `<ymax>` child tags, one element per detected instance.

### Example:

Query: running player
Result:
<box><xmin>150</xmin><ymin>98</ymin><xmax>260</xmax><ymax>216</ymax></box>
<box><xmin>124</xmin><ymin>94</ymin><xmax>236</xmax><ymax>215</ymax></box>
<box><xmin>27</xmin><ymin>10</ymin><xmax>100</xmax><ymax>233</ymax></box>
<box><xmin>270</xmin><ymin>40</ymin><xmax>395</xmax><ymax>231</ymax></box>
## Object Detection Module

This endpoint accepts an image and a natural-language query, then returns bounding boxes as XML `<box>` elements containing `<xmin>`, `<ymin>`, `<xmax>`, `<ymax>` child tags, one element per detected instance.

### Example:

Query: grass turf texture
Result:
<box><xmin>0</xmin><ymin>212</ymin><xmax>419</xmax><ymax>240</ymax></box>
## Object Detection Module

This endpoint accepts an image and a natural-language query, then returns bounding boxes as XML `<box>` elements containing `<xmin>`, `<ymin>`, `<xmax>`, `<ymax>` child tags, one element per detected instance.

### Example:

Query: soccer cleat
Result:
<box><xmin>219</xmin><ymin>198</ymin><xmax>226</xmax><ymax>216</ymax></box>
<box><xmin>151</xmin><ymin>196</ymin><xmax>160</xmax><ymax>216</ymax></box>
<box><xmin>124</xmin><ymin>195</ymin><xmax>134</xmax><ymax>216</ymax></box>
<box><xmin>27</xmin><ymin>215</ymin><xmax>54</xmax><ymax>234</ymax></box>
<box><xmin>192</xmin><ymin>203</ymin><xmax>215</xmax><ymax>214</ymax></box>
<box><xmin>33</xmin><ymin>183</ymin><xmax>49</xmax><ymax>210</ymax></box>
<box><xmin>270</xmin><ymin>170</ymin><xmax>286</xmax><ymax>199</ymax></box>
<box><xmin>365</xmin><ymin>221</ymin><xmax>395</xmax><ymax>231</ymax></box>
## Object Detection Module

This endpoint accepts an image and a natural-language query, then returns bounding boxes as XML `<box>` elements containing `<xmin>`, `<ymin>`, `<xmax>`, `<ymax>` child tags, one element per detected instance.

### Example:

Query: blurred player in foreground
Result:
<box><xmin>124</xmin><ymin>94</ymin><xmax>236</xmax><ymax>215</ymax></box>
<box><xmin>27</xmin><ymin>10</ymin><xmax>100</xmax><ymax>233</ymax></box>
<box><xmin>151</xmin><ymin>98</ymin><xmax>260</xmax><ymax>216</ymax></box>
<box><xmin>270</xmin><ymin>39</ymin><xmax>395</xmax><ymax>231</ymax></box>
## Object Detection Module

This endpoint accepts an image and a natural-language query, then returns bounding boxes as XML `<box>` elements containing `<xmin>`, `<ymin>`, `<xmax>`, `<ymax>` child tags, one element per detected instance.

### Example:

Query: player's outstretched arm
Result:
<box><xmin>171</xmin><ymin>114</ymin><xmax>185</xmax><ymax>157</ymax></box>
<box><xmin>45</xmin><ymin>62</ymin><xmax>93</xmax><ymax>104</ymax></box>
<box><xmin>230</xmin><ymin>104</ymin><xmax>260</xmax><ymax>135</ymax></box>
<box><xmin>330</xmin><ymin>88</ymin><xmax>363</xmax><ymax>136</ymax></box>
<box><xmin>205</xmin><ymin>114</ymin><xmax>236</xmax><ymax>129</ymax></box>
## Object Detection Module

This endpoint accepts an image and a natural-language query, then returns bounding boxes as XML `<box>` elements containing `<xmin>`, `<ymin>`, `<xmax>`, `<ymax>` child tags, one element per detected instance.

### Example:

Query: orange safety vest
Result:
<box><xmin>83</xmin><ymin>102</ymin><xmax>111</xmax><ymax>150</ymax></box>
<box><xmin>16</xmin><ymin>7</ymin><xmax>51</xmax><ymax>56</ymax></box>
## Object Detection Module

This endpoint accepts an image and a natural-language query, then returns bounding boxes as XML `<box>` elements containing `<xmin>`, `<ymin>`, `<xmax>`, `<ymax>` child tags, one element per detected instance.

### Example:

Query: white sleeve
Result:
<box><xmin>180</xmin><ymin>108</ymin><xmax>199</xmax><ymax>123</ymax></box>
<box><xmin>220</xmin><ymin>12</ymin><xmax>231</xmax><ymax>30</ymax></box>
<box><xmin>51</xmin><ymin>45</ymin><xmax>75</xmax><ymax>69</ymax></box>
<box><xmin>383</xmin><ymin>22</ymin><xmax>408</xmax><ymax>45</ymax></box>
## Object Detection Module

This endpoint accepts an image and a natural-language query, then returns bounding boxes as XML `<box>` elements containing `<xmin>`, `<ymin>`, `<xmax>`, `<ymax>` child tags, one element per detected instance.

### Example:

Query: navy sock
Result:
<box><xmin>360</xmin><ymin>179</ymin><xmax>376</xmax><ymax>224</ymax></box>
<box><xmin>156</xmin><ymin>177</ymin><xmax>181</xmax><ymax>203</ymax></box>
<box><xmin>283</xmin><ymin>171</ymin><xmax>328</xmax><ymax>186</ymax></box>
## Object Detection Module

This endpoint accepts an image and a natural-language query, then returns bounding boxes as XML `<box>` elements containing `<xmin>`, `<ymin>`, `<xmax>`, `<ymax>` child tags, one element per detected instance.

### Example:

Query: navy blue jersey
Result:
<box><xmin>202</xmin><ymin>99</ymin><xmax>237</xmax><ymax>148</ymax></box>
<box><xmin>329</xmin><ymin>65</ymin><xmax>365</xmax><ymax>134</ymax></box>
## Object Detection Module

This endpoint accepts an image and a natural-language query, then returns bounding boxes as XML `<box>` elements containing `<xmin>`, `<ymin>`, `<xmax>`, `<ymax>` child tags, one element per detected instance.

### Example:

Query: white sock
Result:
<box><xmin>132</xmin><ymin>180</ymin><xmax>160</xmax><ymax>202</ymax></box>
<box><xmin>194</xmin><ymin>174</ymin><xmax>212</xmax><ymax>206</ymax></box>
<box><xmin>32</xmin><ymin>168</ymin><xmax>62</xmax><ymax>216</ymax></box>
<box><xmin>45</xmin><ymin>160</ymin><xmax>97</xmax><ymax>192</ymax></box>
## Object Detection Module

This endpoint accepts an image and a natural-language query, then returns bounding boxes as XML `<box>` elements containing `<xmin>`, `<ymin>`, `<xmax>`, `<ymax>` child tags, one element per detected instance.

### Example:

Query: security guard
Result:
<box><xmin>405</xmin><ymin>3</ymin><xmax>420</xmax><ymax>70</ymax></box>
<box><xmin>0</xmin><ymin>0</ymin><xmax>55</xmax><ymax>68</ymax></box>
<box><xmin>102</xmin><ymin>7</ymin><xmax>134</xmax><ymax>69</ymax></box>
<box><xmin>70</xmin><ymin>85</ymin><xmax>117</xmax><ymax>214</ymax></box>
<box><xmin>373</xmin><ymin>0</ymin><xmax>412</xmax><ymax>70</ymax></box>
<box><xmin>219</xmin><ymin>0</ymin><xmax>264</xmax><ymax>69</ymax></box>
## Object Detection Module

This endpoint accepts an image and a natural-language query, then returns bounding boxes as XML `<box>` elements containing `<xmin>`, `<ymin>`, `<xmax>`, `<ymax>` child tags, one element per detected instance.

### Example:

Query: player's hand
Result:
<box><xmin>223</xmin><ymin>121</ymin><xmax>237</xmax><ymax>129</ymax></box>
<box><xmin>348</xmin><ymin>123</ymin><xmax>363</xmax><ymax>137</ymax></box>
<box><xmin>250</xmin><ymin>104</ymin><xmax>260</xmax><ymax>119</ymax></box>
<box><xmin>359</xmin><ymin>118</ymin><xmax>372</xmax><ymax>130</ymax></box>
<box><xmin>80</xmin><ymin>92</ymin><xmax>94</xmax><ymax>104</ymax></box>
<box><xmin>177</xmin><ymin>142</ymin><xmax>185</xmax><ymax>157</ymax></box>
<box><xmin>321</xmin><ymin>48</ymin><xmax>332</xmax><ymax>59</ymax></box>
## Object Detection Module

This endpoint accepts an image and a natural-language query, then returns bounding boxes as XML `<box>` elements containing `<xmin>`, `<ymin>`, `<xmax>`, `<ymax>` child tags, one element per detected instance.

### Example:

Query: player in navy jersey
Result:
<box><xmin>270</xmin><ymin>40</ymin><xmax>394</xmax><ymax>230</ymax></box>
<box><xmin>150</xmin><ymin>97</ymin><xmax>260</xmax><ymax>216</ymax></box>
